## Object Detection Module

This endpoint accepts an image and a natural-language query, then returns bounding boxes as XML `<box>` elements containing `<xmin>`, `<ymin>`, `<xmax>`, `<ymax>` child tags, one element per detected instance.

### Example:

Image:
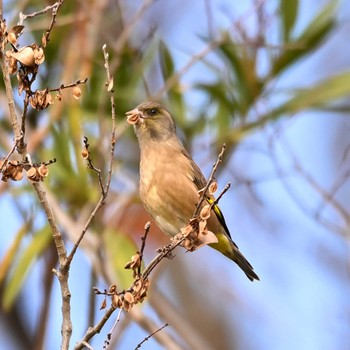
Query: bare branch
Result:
<box><xmin>134</xmin><ymin>323</ymin><xmax>169</xmax><ymax>350</ymax></box>
<box><xmin>67</xmin><ymin>44</ymin><xmax>117</xmax><ymax>265</ymax></box>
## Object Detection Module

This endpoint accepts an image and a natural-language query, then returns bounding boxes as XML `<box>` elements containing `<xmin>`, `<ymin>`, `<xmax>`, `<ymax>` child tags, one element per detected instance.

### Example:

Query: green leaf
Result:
<box><xmin>158</xmin><ymin>41</ymin><xmax>186</xmax><ymax>125</ymax></box>
<box><xmin>0</xmin><ymin>222</ymin><xmax>29</xmax><ymax>285</ymax></box>
<box><xmin>159</xmin><ymin>40</ymin><xmax>175</xmax><ymax>79</ymax></box>
<box><xmin>280</xmin><ymin>0</ymin><xmax>299</xmax><ymax>41</ymax></box>
<box><xmin>2</xmin><ymin>227</ymin><xmax>51</xmax><ymax>310</ymax></box>
<box><xmin>217</xmin><ymin>37</ymin><xmax>263</xmax><ymax>115</ymax></box>
<box><xmin>272</xmin><ymin>0</ymin><xmax>338</xmax><ymax>77</ymax></box>
<box><xmin>243</xmin><ymin>71</ymin><xmax>350</xmax><ymax>132</ymax></box>
<box><xmin>103</xmin><ymin>230</ymin><xmax>139</xmax><ymax>289</ymax></box>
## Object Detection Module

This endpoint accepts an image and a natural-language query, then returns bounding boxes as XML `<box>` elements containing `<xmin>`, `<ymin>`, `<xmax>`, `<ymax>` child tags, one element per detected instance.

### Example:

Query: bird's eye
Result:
<box><xmin>148</xmin><ymin>108</ymin><xmax>157</xmax><ymax>116</ymax></box>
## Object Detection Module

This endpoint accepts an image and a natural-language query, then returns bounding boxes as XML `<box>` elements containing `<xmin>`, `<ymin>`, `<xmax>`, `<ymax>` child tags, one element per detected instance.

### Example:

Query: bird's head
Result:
<box><xmin>126</xmin><ymin>102</ymin><xmax>176</xmax><ymax>142</ymax></box>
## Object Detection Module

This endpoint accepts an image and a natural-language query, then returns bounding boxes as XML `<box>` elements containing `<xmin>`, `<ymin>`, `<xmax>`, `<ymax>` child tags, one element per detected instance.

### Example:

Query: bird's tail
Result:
<box><xmin>209</xmin><ymin>233</ymin><xmax>260</xmax><ymax>281</ymax></box>
<box><xmin>230</xmin><ymin>242</ymin><xmax>260</xmax><ymax>282</ymax></box>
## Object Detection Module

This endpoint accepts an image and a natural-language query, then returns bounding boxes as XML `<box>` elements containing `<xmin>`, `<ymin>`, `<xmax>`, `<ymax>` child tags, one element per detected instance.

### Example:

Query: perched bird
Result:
<box><xmin>126</xmin><ymin>102</ymin><xmax>259</xmax><ymax>281</ymax></box>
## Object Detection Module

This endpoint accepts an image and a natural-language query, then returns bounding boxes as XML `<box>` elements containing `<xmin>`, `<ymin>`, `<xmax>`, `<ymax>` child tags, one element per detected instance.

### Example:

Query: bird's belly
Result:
<box><xmin>141</xmin><ymin>184</ymin><xmax>183</xmax><ymax>237</ymax></box>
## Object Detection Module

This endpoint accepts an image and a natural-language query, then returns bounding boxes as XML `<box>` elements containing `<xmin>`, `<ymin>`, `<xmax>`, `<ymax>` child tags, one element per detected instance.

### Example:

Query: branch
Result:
<box><xmin>134</xmin><ymin>323</ymin><xmax>169</xmax><ymax>350</ymax></box>
<box><xmin>66</xmin><ymin>45</ymin><xmax>117</xmax><ymax>265</ymax></box>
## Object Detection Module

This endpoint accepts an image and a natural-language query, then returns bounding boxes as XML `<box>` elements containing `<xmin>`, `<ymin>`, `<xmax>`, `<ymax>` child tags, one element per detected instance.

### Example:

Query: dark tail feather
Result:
<box><xmin>234</xmin><ymin>249</ymin><xmax>260</xmax><ymax>281</ymax></box>
<box><xmin>229</xmin><ymin>241</ymin><xmax>260</xmax><ymax>281</ymax></box>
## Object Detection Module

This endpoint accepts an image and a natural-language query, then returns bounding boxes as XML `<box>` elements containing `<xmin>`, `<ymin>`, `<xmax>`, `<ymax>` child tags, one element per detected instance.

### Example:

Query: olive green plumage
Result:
<box><xmin>126</xmin><ymin>101</ymin><xmax>259</xmax><ymax>281</ymax></box>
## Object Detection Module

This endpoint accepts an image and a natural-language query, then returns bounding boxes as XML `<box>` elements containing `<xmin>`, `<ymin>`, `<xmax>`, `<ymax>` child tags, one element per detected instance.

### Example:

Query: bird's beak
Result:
<box><xmin>126</xmin><ymin>108</ymin><xmax>142</xmax><ymax>125</ymax></box>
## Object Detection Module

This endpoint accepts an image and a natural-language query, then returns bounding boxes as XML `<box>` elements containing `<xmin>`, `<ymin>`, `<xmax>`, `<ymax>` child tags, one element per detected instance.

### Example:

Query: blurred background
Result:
<box><xmin>1</xmin><ymin>0</ymin><xmax>350</xmax><ymax>349</ymax></box>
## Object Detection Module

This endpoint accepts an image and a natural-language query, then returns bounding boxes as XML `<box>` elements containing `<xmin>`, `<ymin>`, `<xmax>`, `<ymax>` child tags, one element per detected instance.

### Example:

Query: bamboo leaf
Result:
<box><xmin>272</xmin><ymin>0</ymin><xmax>338</xmax><ymax>77</ymax></box>
<box><xmin>2</xmin><ymin>227</ymin><xmax>51</xmax><ymax>310</ymax></box>
<box><xmin>158</xmin><ymin>41</ymin><xmax>185</xmax><ymax>125</ymax></box>
<box><xmin>243</xmin><ymin>71</ymin><xmax>350</xmax><ymax>132</ymax></box>
<box><xmin>280</xmin><ymin>0</ymin><xmax>299</xmax><ymax>41</ymax></box>
<box><xmin>0</xmin><ymin>221</ymin><xmax>29</xmax><ymax>285</ymax></box>
<box><xmin>104</xmin><ymin>230</ymin><xmax>139</xmax><ymax>289</ymax></box>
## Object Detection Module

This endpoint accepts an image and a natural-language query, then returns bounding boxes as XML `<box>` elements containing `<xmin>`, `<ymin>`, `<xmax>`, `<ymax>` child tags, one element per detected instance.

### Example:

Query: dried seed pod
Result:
<box><xmin>41</xmin><ymin>33</ymin><xmax>47</xmax><ymax>47</ymax></box>
<box><xmin>123</xmin><ymin>292</ymin><xmax>134</xmax><ymax>312</ymax></box>
<box><xmin>10</xmin><ymin>46</ymin><xmax>35</xmax><ymax>67</ymax></box>
<box><xmin>198</xmin><ymin>219</ymin><xmax>207</xmax><ymax>235</ymax></box>
<box><xmin>124</xmin><ymin>253</ymin><xmax>141</xmax><ymax>270</ymax></box>
<box><xmin>7</xmin><ymin>55</ymin><xmax>17</xmax><ymax>74</ymax></box>
<box><xmin>109</xmin><ymin>284</ymin><xmax>117</xmax><ymax>294</ymax></box>
<box><xmin>72</xmin><ymin>86</ymin><xmax>81</xmax><ymax>100</ymax></box>
<box><xmin>81</xmin><ymin>148</ymin><xmax>89</xmax><ymax>159</ymax></box>
<box><xmin>38</xmin><ymin>164</ymin><xmax>49</xmax><ymax>178</ymax></box>
<box><xmin>181</xmin><ymin>224</ymin><xmax>193</xmax><ymax>237</ymax></box>
<box><xmin>30</xmin><ymin>89</ymin><xmax>53</xmax><ymax>110</ymax></box>
<box><xmin>208</xmin><ymin>181</ymin><xmax>218</xmax><ymax>194</ymax></box>
<box><xmin>7</xmin><ymin>32</ymin><xmax>17</xmax><ymax>45</ymax></box>
<box><xmin>199</xmin><ymin>204</ymin><xmax>211</xmax><ymax>220</ymax></box>
<box><xmin>33</xmin><ymin>47</ymin><xmax>45</xmax><ymax>65</ymax></box>
<box><xmin>12</xmin><ymin>167</ymin><xmax>23</xmax><ymax>181</ymax></box>
<box><xmin>112</xmin><ymin>294</ymin><xmax>122</xmax><ymax>309</ymax></box>
<box><xmin>126</xmin><ymin>113</ymin><xmax>140</xmax><ymax>125</ymax></box>
<box><xmin>26</xmin><ymin>166</ymin><xmax>38</xmax><ymax>181</ymax></box>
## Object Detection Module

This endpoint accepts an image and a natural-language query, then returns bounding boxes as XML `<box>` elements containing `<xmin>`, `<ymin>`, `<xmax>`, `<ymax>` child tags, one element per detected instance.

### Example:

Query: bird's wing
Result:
<box><xmin>181</xmin><ymin>147</ymin><xmax>233</xmax><ymax>241</ymax></box>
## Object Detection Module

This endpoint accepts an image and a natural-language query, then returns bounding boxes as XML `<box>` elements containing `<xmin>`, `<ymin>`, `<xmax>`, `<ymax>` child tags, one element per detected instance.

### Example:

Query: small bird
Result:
<box><xmin>126</xmin><ymin>102</ymin><xmax>259</xmax><ymax>281</ymax></box>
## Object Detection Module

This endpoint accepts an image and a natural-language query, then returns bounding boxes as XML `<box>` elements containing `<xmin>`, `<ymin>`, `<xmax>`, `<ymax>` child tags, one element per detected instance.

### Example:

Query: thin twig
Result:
<box><xmin>134</xmin><ymin>323</ymin><xmax>169</xmax><ymax>350</ymax></box>
<box><xmin>66</xmin><ymin>44</ymin><xmax>117</xmax><ymax>265</ymax></box>
<box><xmin>49</xmin><ymin>78</ymin><xmax>88</xmax><ymax>92</ymax></box>
<box><xmin>102</xmin><ymin>44</ymin><xmax>117</xmax><ymax>197</ymax></box>
<box><xmin>138</xmin><ymin>222</ymin><xmax>151</xmax><ymax>276</ymax></box>
<box><xmin>111</xmin><ymin>0</ymin><xmax>156</xmax><ymax>72</ymax></box>
<box><xmin>152</xmin><ymin>37</ymin><xmax>224</xmax><ymax>100</ymax></box>
<box><xmin>194</xmin><ymin>143</ymin><xmax>226</xmax><ymax>216</ymax></box>
<box><xmin>19</xmin><ymin>2</ymin><xmax>62</xmax><ymax>24</ymax></box>
<box><xmin>211</xmin><ymin>182</ymin><xmax>231</xmax><ymax>208</ymax></box>
<box><xmin>103</xmin><ymin>308</ymin><xmax>123</xmax><ymax>349</ymax></box>
<box><xmin>0</xmin><ymin>141</ymin><xmax>18</xmax><ymax>172</ymax></box>
<box><xmin>74</xmin><ymin>306</ymin><xmax>116</xmax><ymax>350</ymax></box>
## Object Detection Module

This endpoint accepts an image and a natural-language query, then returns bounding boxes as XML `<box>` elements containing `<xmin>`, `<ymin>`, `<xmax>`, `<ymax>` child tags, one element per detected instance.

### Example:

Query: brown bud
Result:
<box><xmin>41</xmin><ymin>33</ymin><xmax>47</xmax><ymax>47</ymax></box>
<box><xmin>100</xmin><ymin>297</ymin><xmax>107</xmax><ymax>310</ymax></box>
<box><xmin>81</xmin><ymin>148</ymin><xmax>89</xmax><ymax>159</ymax></box>
<box><xmin>109</xmin><ymin>284</ymin><xmax>117</xmax><ymax>294</ymax></box>
<box><xmin>107</xmin><ymin>77</ymin><xmax>114</xmax><ymax>92</ymax></box>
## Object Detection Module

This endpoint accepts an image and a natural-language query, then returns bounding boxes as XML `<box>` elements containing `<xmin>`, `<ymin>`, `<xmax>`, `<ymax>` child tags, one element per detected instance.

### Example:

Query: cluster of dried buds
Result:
<box><xmin>0</xmin><ymin>158</ymin><xmax>50</xmax><ymax>182</ymax></box>
<box><xmin>7</xmin><ymin>42</ymin><xmax>45</xmax><ymax>75</ymax></box>
<box><xmin>29</xmin><ymin>88</ymin><xmax>53</xmax><ymax>110</ymax></box>
<box><xmin>0</xmin><ymin>159</ymin><xmax>24</xmax><ymax>181</ymax></box>
<box><xmin>1</xmin><ymin>19</ymin><xmax>82</xmax><ymax>110</ymax></box>
<box><xmin>96</xmin><ymin>276</ymin><xmax>150</xmax><ymax>313</ymax></box>
<box><xmin>174</xmin><ymin>181</ymin><xmax>219</xmax><ymax>251</ymax></box>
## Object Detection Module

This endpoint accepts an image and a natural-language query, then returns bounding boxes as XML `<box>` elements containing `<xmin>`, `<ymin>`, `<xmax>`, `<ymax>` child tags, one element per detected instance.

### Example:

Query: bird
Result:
<box><xmin>126</xmin><ymin>101</ymin><xmax>259</xmax><ymax>281</ymax></box>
